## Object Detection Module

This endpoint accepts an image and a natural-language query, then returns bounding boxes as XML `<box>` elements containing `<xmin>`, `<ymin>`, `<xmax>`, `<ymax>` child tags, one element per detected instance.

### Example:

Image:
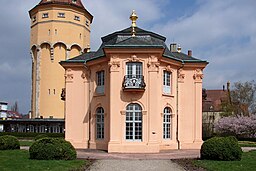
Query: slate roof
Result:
<box><xmin>62</xmin><ymin>27</ymin><xmax>208</xmax><ymax>64</ymax></box>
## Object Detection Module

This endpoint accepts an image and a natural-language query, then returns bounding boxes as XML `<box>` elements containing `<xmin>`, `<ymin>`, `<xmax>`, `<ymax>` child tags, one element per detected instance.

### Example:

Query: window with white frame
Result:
<box><xmin>126</xmin><ymin>62</ymin><xmax>142</xmax><ymax>78</ymax></box>
<box><xmin>163</xmin><ymin>71</ymin><xmax>171</xmax><ymax>94</ymax></box>
<box><xmin>96</xmin><ymin>71</ymin><xmax>104</xmax><ymax>94</ymax></box>
<box><xmin>163</xmin><ymin>107</ymin><xmax>171</xmax><ymax>139</ymax></box>
<box><xmin>126</xmin><ymin>103</ymin><xmax>142</xmax><ymax>141</ymax></box>
<box><xmin>96</xmin><ymin>107</ymin><xmax>104</xmax><ymax>139</ymax></box>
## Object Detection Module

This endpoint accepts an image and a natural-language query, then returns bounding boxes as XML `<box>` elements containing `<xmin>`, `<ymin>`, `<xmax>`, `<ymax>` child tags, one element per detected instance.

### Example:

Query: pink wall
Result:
<box><xmin>61</xmin><ymin>48</ymin><xmax>207</xmax><ymax>153</ymax></box>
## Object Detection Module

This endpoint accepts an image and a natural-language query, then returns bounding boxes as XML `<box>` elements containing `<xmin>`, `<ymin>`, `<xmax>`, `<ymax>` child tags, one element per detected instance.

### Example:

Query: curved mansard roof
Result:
<box><xmin>62</xmin><ymin>27</ymin><xmax>208</xmax><ymax>64</ymax></box>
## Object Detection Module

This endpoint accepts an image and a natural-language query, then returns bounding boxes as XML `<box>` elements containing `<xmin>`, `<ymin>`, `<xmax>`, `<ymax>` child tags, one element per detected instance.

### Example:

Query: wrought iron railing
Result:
<box><xmin>122</xmin><ymin>75</ymin><xmax>146</xmax><ymax>90</ymax></box>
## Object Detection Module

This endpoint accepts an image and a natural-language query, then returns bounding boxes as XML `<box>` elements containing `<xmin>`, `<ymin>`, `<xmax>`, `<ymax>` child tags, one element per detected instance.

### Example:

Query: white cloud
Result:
<box><xmin>1</xmin><ymin>0</ymin><xmax>256</xmax><ymax>113</ymax></box>
<box><xmin>152</xmin><ymin>0</ymin><xmax>256</xmax><ymax>88</ymax></box>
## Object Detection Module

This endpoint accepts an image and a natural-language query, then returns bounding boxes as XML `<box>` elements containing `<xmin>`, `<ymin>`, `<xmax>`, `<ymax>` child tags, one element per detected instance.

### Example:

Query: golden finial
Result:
<box><xmin>130</xmin><ymin>10</ymin><xmax>138</xmax><ymax>37</ymax></box>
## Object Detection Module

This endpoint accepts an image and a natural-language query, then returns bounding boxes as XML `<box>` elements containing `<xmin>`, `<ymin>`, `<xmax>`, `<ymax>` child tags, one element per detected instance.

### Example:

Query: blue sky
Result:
<box><xmin>0</xmin><ymin>0</ymin><xmax>255</xmax><ymax>114</ymax></box>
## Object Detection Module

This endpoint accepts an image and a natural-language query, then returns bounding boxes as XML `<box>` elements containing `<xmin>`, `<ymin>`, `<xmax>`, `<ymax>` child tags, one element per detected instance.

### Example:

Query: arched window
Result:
<box><xmin>126</xmin><ymin>103</ymin><xmax>142</xmax><ymax>141</ymax></box>
<box><xmin>163</xmin><ymin>107</ymin><xmax>171</xmax><ymax>139</ymax></box>
<box><xmin>96</xmin><ymin>107</ymin><xmax>104</xmax><ymax>139</ymax></box>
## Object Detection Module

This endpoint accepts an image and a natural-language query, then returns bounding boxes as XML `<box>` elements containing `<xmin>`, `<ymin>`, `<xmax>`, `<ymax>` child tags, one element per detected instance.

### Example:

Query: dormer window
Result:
<box><xmin>58</xmin><ymin>13</ymin><xmax>65</xmax><ymax>18</ymax></box>
<box><xmin>72</xmin><ymin>0</ymin><xmax>77</xmax><ymax>4</ymax></box>
<box><xmin>42</xmin><ymin>13</ymin><xmax>49</xmax><ymax>18</ymax></box>
<box><xmin>74</xmin><ymin>15</ymin><xmax>80</xmax><ymax>21</ymax></box>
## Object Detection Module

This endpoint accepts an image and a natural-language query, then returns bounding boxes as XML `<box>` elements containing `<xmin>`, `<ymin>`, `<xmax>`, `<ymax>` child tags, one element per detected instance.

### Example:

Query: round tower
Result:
<box><xmin>29</xmin><ymin>0</ymin><xmax>93</xmax><ymax>118</ymax></box>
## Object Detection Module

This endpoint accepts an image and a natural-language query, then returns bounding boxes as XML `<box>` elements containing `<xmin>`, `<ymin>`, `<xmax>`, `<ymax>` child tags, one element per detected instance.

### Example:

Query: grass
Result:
<box><xmin>239</xmin><ymin>141</ymin><xmax>256</xmax><ymax>147</ymax></box>
<box><xmin>194</xmin><ymin>150</ymin><xmax>256</xmax><ymax>171</ymax></box>
<box><xmin>0</xmin><ymin>150</ymin><xmax>88</xmax><ymax>171</ymax></box>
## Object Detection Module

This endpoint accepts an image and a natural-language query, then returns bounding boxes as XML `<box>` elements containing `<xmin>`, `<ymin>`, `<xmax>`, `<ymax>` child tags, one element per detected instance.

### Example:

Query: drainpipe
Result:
<box><xmin>84</xmin><ymin>63</ymin><xmax>91</xmax><ymax>149</ymax></box>
<box><xmin>176</xmin><ymin>62</ymin><xmax>184</xmax><ymax>150</ymax></box>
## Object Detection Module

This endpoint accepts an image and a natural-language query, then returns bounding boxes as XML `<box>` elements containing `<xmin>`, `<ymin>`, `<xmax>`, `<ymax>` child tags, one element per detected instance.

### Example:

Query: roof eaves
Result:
<box><xmin>104</xmin><ymin>45</ymin><xmax>164</xmax><ymax>48</ymax></box>
<box><xmin>162</xmin><ymin>54</ymin><xmax>183</xmax><ymax>62</ymax></box>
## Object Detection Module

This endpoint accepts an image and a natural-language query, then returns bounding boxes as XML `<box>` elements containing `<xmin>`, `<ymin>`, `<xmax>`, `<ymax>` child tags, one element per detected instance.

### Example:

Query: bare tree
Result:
<box><xmin>221</xmin><ymin>80</ymin><xmax>256</xmax><ymax>117</ymax></box>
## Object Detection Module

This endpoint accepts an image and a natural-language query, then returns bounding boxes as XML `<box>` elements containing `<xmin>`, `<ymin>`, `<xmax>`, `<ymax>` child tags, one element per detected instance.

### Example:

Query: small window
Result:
<box><xmin>42</xmin><ymin>13</ymin><xmax>49</xmax><ymax>18</ymax></box>
<box><xmin>32</xmin><ymin>16</ymin><xmax>36</xmax><ymax>22</ymax></box>
<box><xmin>72</xmin><ymin>0</ymin><xmax>77</xmax><ymax>4</ymax></box>
<box><xmin>96</xmin><ymin>107</ymin><xmax>104</xmax><ymax>139</ymax></box>
<box><xmin>96</xmin><ymin>71</ymin><xmax>105</xmax><ymax>94</ymax></box>
<box><xmin>163</xmin><ymin>71</ymin><xmax>171</xmax><ymax>94</ymax></box>
<box><xmin>163</xmin><ymin>107</ymin><xmax>171</xmax><ymax>139</ymax></box>
<box><xmin>53</xmin><ymin>89</ymin><xmax>56</xmax><ymax>95</ymax></box>
<box><xmin>48</xmin><ymin>29</ymin><xmax>51</xmax><ymax>36</ymax></box>
<box><xmin>48</xmin><ymin>89</ymin><xmax>51</xmax><ymax>95</ymax></box>
<box><xmin>58</xmin><ymin>12</ymin><xmax>65</xmax><ymax>18</ymax></box>
<box><xmin>86</xmin><ymin>20</ymin><xmax>89</xmax><ymax>26</ymax></box>
<box><xmin>55</xmin><ymin>29</ymin><xmax>57</xmax><ymax>35</ymax></box>
<box><xmin>74</xmin><ymin>15</ymin><xmax>80</xmax><ymax>21</ymax></box>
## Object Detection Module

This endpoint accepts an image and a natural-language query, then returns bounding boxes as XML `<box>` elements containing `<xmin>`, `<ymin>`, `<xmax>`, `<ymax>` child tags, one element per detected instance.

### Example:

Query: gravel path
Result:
<box><xmin>86</xmin><ymin>160</ymin><xmax>185</xmax><ymax>171</ymax></box>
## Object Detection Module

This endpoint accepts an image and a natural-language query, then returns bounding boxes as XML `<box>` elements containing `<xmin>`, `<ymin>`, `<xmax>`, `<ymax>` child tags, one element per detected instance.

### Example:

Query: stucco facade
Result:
<box><xmin>29</xmin><ymin>0</ymin><xmax>93</xmax><ymax>118</ymax></box>
<box><xmin>60</xmin><ymin>12</ymin><xmax>208</xmax><ymax>153</ymax></box>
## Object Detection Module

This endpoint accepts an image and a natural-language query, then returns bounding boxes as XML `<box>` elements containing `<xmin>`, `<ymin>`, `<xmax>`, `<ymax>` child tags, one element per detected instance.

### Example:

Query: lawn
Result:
<box><xmin>239</xmin><ymin>141</ymin><xmax>256</xmax><ymax>147</ymax></box>
<box><xmin>0</xmin><ymin>150</ymin><xmax>89</xmax><ymax>171</ymax></box>
<box><xmin>194</xmin><ymin>150</ymin><xmax>256</xmax><ymax>171</ymax></box>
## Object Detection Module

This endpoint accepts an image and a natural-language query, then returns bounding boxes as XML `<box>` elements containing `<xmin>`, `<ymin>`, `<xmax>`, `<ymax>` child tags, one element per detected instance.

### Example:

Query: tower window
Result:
<box><xmin>72</xmin><ymin>0</ymin><xmax>77</xmax><ymax>4</ymax></box>
<box><xmin>53</xmin><ymin>89</ymin><xmax>56</xmax><ymax>95</ymax></box>
<box><xmin>79</xmin><ymin>33</ymin><xmax>82</xmax><ymax>39</ymax></box>
<box><xmin>42</xmin><ymin>13</ymin><xmax>49</xmax><ymax>18</ymax></box>
<box><xmin>32</xmin><ymin>16</ymin><xmax>36</xmax><ymax>22</ymax></box>
<box><xmin>48</xmin><ymin>29</ymin><xmax>51</xmax><ymax>36</ymax></box>
<box><xmin>58</xmin><ymin>12</ymin><xmax>65</xmax><ymax>18</ymax></box>
<box><xmin>74</xmin><ymin>15</ymin><xmax>80</xmax><ymax>21</ymax></box>
<box><xmin>55</xmin><ymin>29</ymin><xmax>57</xmax><ymax>35</ymax></box>
<box><xmin>48</xmin><ymin>89</ymin><xmax>51</xmax><ymax>95</ymax></box>
<box><xmin>86</xmin><ymin>20</ymin><xmax>89</xmax><ymax>26</ymax></box>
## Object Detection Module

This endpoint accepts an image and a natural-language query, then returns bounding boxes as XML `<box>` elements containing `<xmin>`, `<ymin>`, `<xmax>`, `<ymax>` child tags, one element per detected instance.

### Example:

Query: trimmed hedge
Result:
<box><xmin>29</xmin><ymin>138</ymin><xmax>76</xmax><ymax>160</ymax></box>
<box><xmin>0</xmin><ymin>132</ymin><xmax>64</xmax><ymax>139</ymax></box>
<box><xmin>0</xmin><ymin>135</ymin><xmax>20</xmax><ymax>150</ymax></box>
<box><xmin>201</xmin><ymin>136</ymin><xmax>242</xmax><ymax>161</ymax></box>
<box><xmin>34</xmin><ymin>134</ymin><xmax>49</xmax><ymax>141</ymax></box>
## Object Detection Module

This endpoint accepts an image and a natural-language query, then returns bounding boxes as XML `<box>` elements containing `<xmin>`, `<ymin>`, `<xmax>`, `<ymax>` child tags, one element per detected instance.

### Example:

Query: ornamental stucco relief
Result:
<box><xmin>178</xmin><ymin>69</ymin><xmax>185</xmax><ymax>82</ymax></box>
<box><xmin>193</xmin><ymin>69</ymin><xmax>204</xmax><ymax>81</ymax></box>
<box><xmin>65</xmin><ymin>68</ymin><xmax>74</xmax><ymax>81</ymax></box>
<box><xmin>147</xmin><ymin>55</ymin><xmax>160</xmax><ymax>72</ymax></box>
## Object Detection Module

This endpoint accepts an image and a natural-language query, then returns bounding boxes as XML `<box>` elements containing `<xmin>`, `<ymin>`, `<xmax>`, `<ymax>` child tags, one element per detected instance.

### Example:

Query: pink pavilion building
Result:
<box><xmin>60</xmin><ymin>11</ymin><xmax>208</xmax><ymax>153</ymax></box>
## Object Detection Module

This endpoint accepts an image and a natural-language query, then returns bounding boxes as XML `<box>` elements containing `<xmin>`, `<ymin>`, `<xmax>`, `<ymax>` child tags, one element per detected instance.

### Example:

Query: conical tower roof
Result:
<box><xmin>39</xmin><ymin>0</ymin><xmax>85</xmax><ymax>10</ymax></box>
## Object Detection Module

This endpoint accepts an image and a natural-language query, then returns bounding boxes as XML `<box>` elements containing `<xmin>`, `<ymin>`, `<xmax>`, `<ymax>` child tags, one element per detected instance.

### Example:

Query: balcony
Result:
<box><xmin>122</xmin><ymin>75</ymin><xmax>146</xmax><ymax>91</ymax></box>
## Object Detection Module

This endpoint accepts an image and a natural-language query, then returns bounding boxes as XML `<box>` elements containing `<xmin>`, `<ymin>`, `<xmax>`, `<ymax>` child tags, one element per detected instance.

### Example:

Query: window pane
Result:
<box><xmin>126</xmin><ymin>103</ymin><xmax>142</xmax><ymax>141</ymax></box>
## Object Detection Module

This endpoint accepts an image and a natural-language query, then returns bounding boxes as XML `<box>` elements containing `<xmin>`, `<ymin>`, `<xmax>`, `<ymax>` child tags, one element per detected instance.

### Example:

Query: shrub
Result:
<box><xmin>34</xmin><ymin>134</ymin><xmax>49</xmax><ymax>141</ymax></box>
<box><xmin>200</xmin><ymin>136</ymin><xmax>242</xmax><ymax>161</ymax></box>
<box><xmin>215</xmin><ymin>115</ymin><xmax>256</xmax><ymax>138</ymax></box>
<box><xmin>0</xmin><ymin>132</ymin><xmax>64</xmax><ymax>139</ymax></box>
<box><xmin>29</xmin><ymin>138</ymin><xmax>76</xmax><ymax>160</ymax></box>
<box><xmin>0</xmin><ymin>135</ymin><xmax>20</xmax><ymax>150</ymax></box>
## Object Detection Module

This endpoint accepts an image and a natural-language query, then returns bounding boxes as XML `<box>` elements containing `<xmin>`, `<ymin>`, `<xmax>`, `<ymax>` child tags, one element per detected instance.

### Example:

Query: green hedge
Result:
<box><xmin>201</xmin><ymin>136</ymin><xmax>242</xmax><ymax>161</ymax></box>
<box><xmin>0</xmin><ymin>135</ymin><xmax>20</xmax><ymax>150</ymax></box>
<box><xmin>29</xmin><ymin>138</ymin><xmax>76</xmax><ymax>160</ymax></box>
<box><xmin>0</xmin><ymin>132</ymin><xmax>64</xmax><ymax>139</ymax></box>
